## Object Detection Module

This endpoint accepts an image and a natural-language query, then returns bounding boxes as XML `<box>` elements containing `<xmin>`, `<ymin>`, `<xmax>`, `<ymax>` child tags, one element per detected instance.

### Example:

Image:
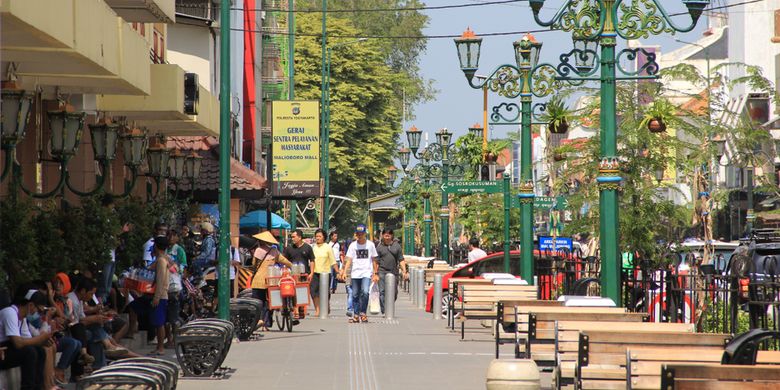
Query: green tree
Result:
<box><xmin>294</xmin><ymin>12</ymin><xmax>402</xmax><ymax>229</ymax></box>
<box><xmin>298</xmin><ymin>0</ymin><xmax>434</xmax><ymax>117</ymax></box>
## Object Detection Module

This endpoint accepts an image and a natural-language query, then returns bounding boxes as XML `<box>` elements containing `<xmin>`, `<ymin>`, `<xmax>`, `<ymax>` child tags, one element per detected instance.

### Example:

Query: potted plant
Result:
<box><xmin>643</xmin><ymin>99</ymin><xmax>675</xmax><ymax>133</ymax></box>
<box><xmin>540</xmin><ymin>96</ymin><xmax>573</xmax><ymax>134</ymax></box>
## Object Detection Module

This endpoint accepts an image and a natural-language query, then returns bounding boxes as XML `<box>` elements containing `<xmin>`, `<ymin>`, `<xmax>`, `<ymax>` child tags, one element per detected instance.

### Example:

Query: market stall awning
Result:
<box><xmin>240</xmin><ymin>210</ymin><xmax>291</xmax><ymax>229</ymax></box>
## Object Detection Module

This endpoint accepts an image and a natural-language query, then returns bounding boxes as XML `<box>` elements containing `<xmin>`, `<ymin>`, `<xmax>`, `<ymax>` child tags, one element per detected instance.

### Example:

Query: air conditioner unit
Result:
<box><xmin>184</xmin><ymin>73</ymin><xmax>200</xmax><ymax>115</ymax></box>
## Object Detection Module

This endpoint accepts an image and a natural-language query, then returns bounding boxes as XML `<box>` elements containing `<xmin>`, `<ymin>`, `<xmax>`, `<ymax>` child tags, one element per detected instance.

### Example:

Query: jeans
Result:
<box><xmin>346</xmin><ymin>283</ymin><xmax>354</xmax><ymax>315</ymax></box>
<box><xmin>351</xmin><ymin>277</ymin><xmax>371</xmax><ymax>316</ymax></box>
<box><xmin>0</xmin><ymin>343</ymin><xmax>45</xmax><ymax>390</ymax></box>
<box><xmin>56</xmin><ymin>336</ymin><xmax>81</xmax><ymax>370</ymax></box>
<box><xmin>377</xmin><ymin>271</ymin><xmax>398</xmax><ymax>314</ymax></box>
<box><xmin>330</xmin><ymin>262</ymin><xmax>341</xmax><ymax>291</ymax></box>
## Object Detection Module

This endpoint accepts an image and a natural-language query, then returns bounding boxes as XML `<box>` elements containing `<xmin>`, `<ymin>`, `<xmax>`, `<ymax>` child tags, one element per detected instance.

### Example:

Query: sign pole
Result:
<box><xmin>217</xmin><ymin>0</ymin><xmax>231</xmax><ymax>320</ymax></box>
<box><xmin>288</xmin><ymin>0</ymin><xmax>297</xmax><ymax>231</ymax></box>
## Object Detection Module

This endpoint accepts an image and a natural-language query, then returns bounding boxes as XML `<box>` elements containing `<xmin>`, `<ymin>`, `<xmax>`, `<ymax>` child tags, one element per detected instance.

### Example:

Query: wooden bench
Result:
<box><xmin>458</xmin><ymin>285</ymin><xmax>537</xmax><ymax>340</ymax></box>
<box><xmin>522</xmin><ymin>311</ymin><xmax>646</xmax><ymax>365</ymax></box>
<box><xmin>627</xmin><ymin>348</ymin><xmax>780</xmax><ymax>389</ymax></box>
<box><xmin>661</xmin><ymin>363</ymin><xmax>780</xmax><ymax>389</ymax></box>
<box><xmin>562</xmin><ymin>327</ymin><xmax>732</xmax><ymax>390</ymax></box>
<box><xmin>448</xmin><ymin>278</ymin><xmax>495</xmax><ymax>328</ymax></box>
<box><xmin>495</xmin><ymin>299</ymin><xmax>563</xmax><ymax>358</ymax></box>
<box><xmin>553</xmin><ymin>321</ymin><xmax>698</xmax><ymax>389</ymax></box>
<box><xmin>498</xmin><ymin>306</ymin><xmax>629</xmax><ymax>365</ymax></box>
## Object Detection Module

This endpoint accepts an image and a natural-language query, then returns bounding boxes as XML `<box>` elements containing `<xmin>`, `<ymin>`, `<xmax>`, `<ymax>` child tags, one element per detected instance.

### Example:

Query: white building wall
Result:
<box><xmin>728</xmin><ymin>1</ymin><xmax>780</xmax><ymax>101</ymax></box>
<box><xmin>167</xmin><ymin>23</ymin><xmax>216</xmax><ymax>92</ymax></box>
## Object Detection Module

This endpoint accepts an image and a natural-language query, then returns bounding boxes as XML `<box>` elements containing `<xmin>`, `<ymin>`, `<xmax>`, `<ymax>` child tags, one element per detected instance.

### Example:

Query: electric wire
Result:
<box><xmin>176</xmin><ymin>0</ymin><xmax>525</xmax><ymax>13</ymax></box>
<box><xmin>226</xmin><ymin>0</ymin><xmax>768</xmax><ymax>40</ymax></box>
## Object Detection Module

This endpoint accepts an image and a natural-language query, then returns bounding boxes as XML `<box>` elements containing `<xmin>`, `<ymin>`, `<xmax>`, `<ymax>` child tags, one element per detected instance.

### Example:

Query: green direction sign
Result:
<box><xmin>441</xmin><ymin>180</ymin><xmax>502</xmax><ymax>194</ymax></box>
<box><xmin>511</xmin><ymin>195</ymin><xmax>569</xmax><ymax>209</ymax></box>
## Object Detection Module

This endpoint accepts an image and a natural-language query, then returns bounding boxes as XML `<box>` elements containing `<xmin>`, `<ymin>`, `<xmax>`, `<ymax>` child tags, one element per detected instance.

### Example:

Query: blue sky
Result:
<box><xmin>410</xmin><ymin>1</ymin><xmax>710</xmax><ymax>143</ymax></box>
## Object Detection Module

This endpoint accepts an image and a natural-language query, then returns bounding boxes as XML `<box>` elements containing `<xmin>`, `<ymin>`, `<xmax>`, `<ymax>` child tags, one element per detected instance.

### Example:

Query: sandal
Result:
<box><xmin>349</xmin><ymin>316</ymin><xmax>359</xmax><ymax>323</ymax></box>
<box><xmin>360</xmin><ymin>315</ymin><xmax>368</xmax><ymax>323</ymax></box>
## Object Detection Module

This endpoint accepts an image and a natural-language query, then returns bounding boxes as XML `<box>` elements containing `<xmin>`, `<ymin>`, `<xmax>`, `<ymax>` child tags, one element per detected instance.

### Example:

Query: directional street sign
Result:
<box><xmin>441</xmin><ymin>180</ymin><xmax>502</xmax><ymax>194</ymax></box>
<box><xmin>511</xmin><ymin>195</ymin><xmax>569</xmax><ymax>209</ymax></box>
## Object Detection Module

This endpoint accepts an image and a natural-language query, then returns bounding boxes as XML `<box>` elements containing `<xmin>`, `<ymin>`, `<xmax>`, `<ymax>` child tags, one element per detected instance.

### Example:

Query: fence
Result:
<box><xmin>533</xmin><ymin>249</ymin><xmax>780</xmax><ymax>344</ymax></box>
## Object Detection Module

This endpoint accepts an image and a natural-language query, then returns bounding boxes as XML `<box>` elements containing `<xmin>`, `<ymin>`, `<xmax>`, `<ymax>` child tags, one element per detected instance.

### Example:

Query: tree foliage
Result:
<box><xmin>294</xmin><ymin>11</ymin><xmax>405</xmax><ymax>230</ymax></box>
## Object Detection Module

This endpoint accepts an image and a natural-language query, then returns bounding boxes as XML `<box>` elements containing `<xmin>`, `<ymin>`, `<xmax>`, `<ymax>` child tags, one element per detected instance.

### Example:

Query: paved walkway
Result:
<box><xmin>178</xmin><ymin>285</ymin><xmax>508</xmax><ymax>390</ymax></box>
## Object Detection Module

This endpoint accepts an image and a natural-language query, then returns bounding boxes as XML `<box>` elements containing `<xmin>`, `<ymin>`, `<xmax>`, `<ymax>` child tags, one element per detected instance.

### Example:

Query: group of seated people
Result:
<box><xmin>0</xmin><ymin>273</ymin><xmax>140</xmax><ymax>390</ymax></box>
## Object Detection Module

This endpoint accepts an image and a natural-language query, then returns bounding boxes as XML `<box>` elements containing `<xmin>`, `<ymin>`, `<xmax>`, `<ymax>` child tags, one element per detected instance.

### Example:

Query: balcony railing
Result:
<box><xmin>175</xmin><ymin>0</ymin><xmax>216</xmax><ymax>22</ymax></box>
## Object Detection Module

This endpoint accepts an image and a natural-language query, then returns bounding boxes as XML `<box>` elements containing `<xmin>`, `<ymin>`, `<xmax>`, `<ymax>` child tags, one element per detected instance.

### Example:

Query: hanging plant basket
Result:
<box><xmin>647</xmin><ymin>117</ymin><xmax>666</xmax><ymax>133</ymax></box>
<box><xmin>549</xmin><ymin>118</ymin><xmax>569</xmax><ymax>134</ymax></box>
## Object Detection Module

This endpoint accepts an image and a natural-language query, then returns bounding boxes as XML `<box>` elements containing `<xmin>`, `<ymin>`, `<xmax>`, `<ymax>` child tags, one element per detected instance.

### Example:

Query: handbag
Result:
<box><xmin>368</xmin><ymin>282</ymin><xmax>381</xmax><ymax>314</ymax></box>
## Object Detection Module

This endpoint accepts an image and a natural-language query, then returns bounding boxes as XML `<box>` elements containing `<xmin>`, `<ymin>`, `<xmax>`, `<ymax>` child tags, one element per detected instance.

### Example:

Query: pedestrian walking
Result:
<box><xmin>148</xmin><ymin>236</ymin><xmax>171</xmax><ymax>355</ymax></box>
<box><xmin>283</xmin><ymin>229</ymin><xmax>315</xmax><ymax>318</ymax></box>
<box><xmin>467</xmin><ymin>237</ymin><xmax>488</xmax><ymax>262</ymax></box>
<box><xmin>250</xmin><ymin>232</ymin><xmax>292</xmax><ymax>330</ymax></box>
<box><xmin>340</xmin><ymin>224</ymin><xmax>379</xmax><ymax>323</ymax></box>
<box><xmin>376</xmin><ymin>229</ymin><xmax>408</xmax><ymax>314</ymax></box>
<box><xmin>328</xmin><ymin>231</ymin><xmax>341</xmax><ymax>294</ymax></box>
<box><xmin>311</xmin><ymin>229</ymin><xmax>339</xmax><ymax>317</ymax></box>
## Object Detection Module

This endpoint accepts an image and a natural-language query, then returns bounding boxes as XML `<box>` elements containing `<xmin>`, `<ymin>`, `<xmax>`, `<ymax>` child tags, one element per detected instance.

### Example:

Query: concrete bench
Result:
<box><xmin>564</xmin><ymin>328</ymin><xmax>731</xmax><ymax>390</ymax></box>
<box><xmin>175</xmin><ymin>318</ymin><xmax>234</xmax><ymax>377</ymax></box>
<box><xmin>627</xmin><ymin>348</ymin><xmax>780</xmax><ymax>389</ymax></box>
<box><xmin>661</xmin><ymin>363</ymin><xmax>780</xmax><ymax>389</ymax></box>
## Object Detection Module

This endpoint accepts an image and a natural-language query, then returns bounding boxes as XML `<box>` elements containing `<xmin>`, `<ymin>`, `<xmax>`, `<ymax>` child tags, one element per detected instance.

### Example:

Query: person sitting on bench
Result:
<box><xmin>0</xmin><ymin>286</ymin><xmax>51</xmax><ymax>390</ymax></box>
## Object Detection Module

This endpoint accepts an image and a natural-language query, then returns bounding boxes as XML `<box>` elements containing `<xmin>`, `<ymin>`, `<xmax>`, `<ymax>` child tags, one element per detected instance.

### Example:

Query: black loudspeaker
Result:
<box><xmin>184</xmin><ymin>73</ymin><xmax>199</xmax><ymax>115</ymax></box>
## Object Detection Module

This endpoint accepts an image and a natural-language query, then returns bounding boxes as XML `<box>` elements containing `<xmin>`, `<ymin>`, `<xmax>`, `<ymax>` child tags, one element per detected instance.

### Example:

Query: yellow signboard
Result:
<box><xmin>271</xmin><ymin>101</ymin><xmax>320</xmax><ymax>198</ymax></box>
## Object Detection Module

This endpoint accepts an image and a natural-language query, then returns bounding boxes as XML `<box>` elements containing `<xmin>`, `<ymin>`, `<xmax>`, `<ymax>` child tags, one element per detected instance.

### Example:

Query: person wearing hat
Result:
<box><xmin>192</xmin><ymin>221</ymin><xmax>216</xmax><ymax>276</ymax></box>
<box><xmin>340</xmin><ymin>224</ymin><xmax>379</xmax><ymax>323</ymax></box>
<box><xmin>250</xmin><ymin>231</ymin><xmax>292</xmax><ymax>330</ymax></box>
<box><xmin>0</xmin><ymin>286</ymin><xmax>51</xmax><ymax>390</ymax></box>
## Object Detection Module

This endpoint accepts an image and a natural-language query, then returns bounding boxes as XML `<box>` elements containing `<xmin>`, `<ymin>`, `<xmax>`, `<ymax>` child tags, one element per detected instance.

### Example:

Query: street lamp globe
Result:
<box><xmin>513</xmin><ymin>34</ymin><xmax>542</xmax><ymax>69</ymax></box>
<box><xmin>185</xmin><ymin>150</ymin><xmax>203</xmax><ymax>181</ymax></box>
<box><xmin>399</xmin><ymin>147</ymin><xmax>411</xmax><ymax>170</ymax></box>
<box><xmin>572</xmin><ymin>35</ymin><xmax>598</xmax><ymax>73</ymax></box>
<box><xmin>47</xmin><ymin>110</ymin><xmax>86</xmax><ymax>160</ymax></box>
<box><xmin>168</xmin><ymin>148</ymin><xmax>187</xmax><ymax>181</ymax></box>
<box><xmin>388</xmin><ymin>165</ymin><xmax>398</xmax><ymax>183</ymax></box>
<box><xmin>454</xmin><ymin>27</ymin><xmax>482</xmax><ymax>82</ymax></box>
<box><xmin>146</xmin><ymin>141</ymin><xmax>170</xmax><ymax>178</ymax></box>
<box><xmin>528</xmin><ymin>0</ymin><xmax>545</xmax><ymax>13</ymax></box>
<box><xmin>655</xmin><ymin>167</ymin><xmax>665</xmax><ymax>184</ymax></box>
<box><xmin>714</xmin><ymin>139</ymin><xmax>726</xmax><ymax>159</ymax></box>
<box><xmin>1</xmin><ymin>88</ymin><xmax>33</xmax><ymax>147</ymax></box>
<box><xmin>121</xmin><ymin>127</ymin><xmax>147</xmax><ymax>167</ymax></box>
<box><xmin>468</xmin><ymin>123</ymin><xmax>483</xmax><ymax>138</ymax></box>
<box><xmin>88</xmin><ymin>121</ymin><xmax>120</xmax><ymax>161</ymax></box>
<box><xmin>682</xmin><ymin>0</ymin><xmax>710</xmax><ymax>23</ymax></box>
<box><xmin>406</xmin><ymin>125</ymin><xmax>422</xmax><ymax>154</ymax></box>
<box><xmin>436</xmin><ymin>127</ymin><xmax>452</xmax><ymax>146</ymax></box>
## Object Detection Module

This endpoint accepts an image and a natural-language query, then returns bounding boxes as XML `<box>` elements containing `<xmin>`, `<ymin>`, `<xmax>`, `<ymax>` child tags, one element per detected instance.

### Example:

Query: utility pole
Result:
<box><xmin>288</xmin><ymin>0</ymin><xmax>297</xmax><ymax>231</ymax></box>
<box><xmin>217</xmin><ymin>0</ymin><xmax>231</xmax><ymax>320</ymax></box>
<box><xmin>320</xmin><ymin>0</ymin><xmax>330</xmax><ymax>231</ymax></box>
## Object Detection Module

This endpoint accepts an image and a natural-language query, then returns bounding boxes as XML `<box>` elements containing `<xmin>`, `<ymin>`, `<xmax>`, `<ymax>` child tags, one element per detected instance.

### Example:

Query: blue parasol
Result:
<box><xmin>239</xmin><ymin>210</ymin><xmax>291</xmax><ymax>229</ymax></box>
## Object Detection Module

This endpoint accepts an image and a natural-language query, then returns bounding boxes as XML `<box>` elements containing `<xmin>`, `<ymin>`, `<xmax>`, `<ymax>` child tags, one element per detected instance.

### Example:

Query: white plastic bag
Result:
<box><xmin>368</xmin><ymin>281</ymin><xmax>381</xmax><ymax>314</ymax></box>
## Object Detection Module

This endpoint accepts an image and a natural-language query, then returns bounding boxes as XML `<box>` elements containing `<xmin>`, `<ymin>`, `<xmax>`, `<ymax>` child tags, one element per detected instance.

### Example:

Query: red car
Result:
<box><xmin>425</xmin><ymin>250</ymin><xmax>522</xmax><ymax>314</ymax></box>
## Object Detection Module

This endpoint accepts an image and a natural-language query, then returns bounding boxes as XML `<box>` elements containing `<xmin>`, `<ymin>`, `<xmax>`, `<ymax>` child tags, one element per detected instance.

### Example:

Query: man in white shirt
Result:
<box><xmin>340</xmin><ymin>224</ymin><xmax>379</xmax><ymax>323</ymax></box>
<box><xmin>467</xmin><ymin>237</ymin><xmax>488</xmax><ymax>262</ymax></box>
<box><xmin>0</xmin><ymin>288</ymin><xmax>50</xmax><ymax>390</ymax></box>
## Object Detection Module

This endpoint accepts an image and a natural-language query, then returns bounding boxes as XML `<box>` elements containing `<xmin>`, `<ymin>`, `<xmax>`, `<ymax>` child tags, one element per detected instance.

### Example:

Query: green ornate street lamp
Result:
<box><xmin>523</xmin><ymin>0</ymin><xmax>708</xmax><ymax>303</ymax></box>
<box><xmin>454</xmin><ymin>31</ymin><xmax>553</xmax><ymax>282</ymax></box>
<box><xmin>401</xmin><ymin>127</ymin><xmax>467</xmax><ymax>264</ymax></box>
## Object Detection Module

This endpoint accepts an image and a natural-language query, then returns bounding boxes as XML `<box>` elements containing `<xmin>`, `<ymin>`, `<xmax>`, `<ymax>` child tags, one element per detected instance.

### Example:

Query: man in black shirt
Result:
<box><xmin>283</xmin><ymin>229</ymin><xmax>315</xmax><ymax>317</ymax></box>
<box><xmin>375</xmin><ymin>228</ymin><xmax>407</xmax><ymax>314</ymax></box>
